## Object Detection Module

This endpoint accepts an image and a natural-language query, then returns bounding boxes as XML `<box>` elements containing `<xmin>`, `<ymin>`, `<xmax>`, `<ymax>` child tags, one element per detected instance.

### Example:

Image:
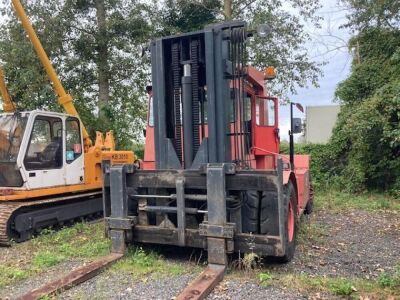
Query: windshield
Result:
<box><xmin>0</xmin><ymin>114</ymin><xmax>28</xmax><ymax>163</ymax></box>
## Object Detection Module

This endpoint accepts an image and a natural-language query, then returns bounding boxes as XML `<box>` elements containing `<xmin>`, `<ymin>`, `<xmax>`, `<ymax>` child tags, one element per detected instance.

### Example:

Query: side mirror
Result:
<box><xmin>143</xmin><ymin>129</ymin><xmax>146</xmax><ymax>137</ymax></box>
<box><xmin>292</xmin><ymin>118</ymin><xmax>302</xmax><ymax>134</ymax></box>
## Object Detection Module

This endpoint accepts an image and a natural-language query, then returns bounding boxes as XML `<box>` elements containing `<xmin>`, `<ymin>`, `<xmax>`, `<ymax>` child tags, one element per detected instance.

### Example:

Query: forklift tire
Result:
<box><xmin>259</xmin><ymin>191</ymin><xmax>279</xmax><ymax>235</ymax></box>
<box><xmin>241</xmin><ymin>190</ymin><xmax>260</xmax><ymax>233</ymax></box>
<box><xmin>279</xmin><ymin>182</ymin><xmax>298</xmax><ymax>263</ymax></box>
<box><xmin>304</xmin><ymin>184</ymin><xmax>314</xmax><ymax>215</ymax></box>
<box><xmin>304</xmin><ymin>197</ymin><xmax>314</xmax><ymax>215</ymax></box>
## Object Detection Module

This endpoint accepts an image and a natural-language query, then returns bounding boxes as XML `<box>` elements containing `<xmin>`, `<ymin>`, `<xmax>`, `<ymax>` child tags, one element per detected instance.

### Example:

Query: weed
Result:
<box><xmin>77</xmin><ymin>239</ymin><xmax>110</xmax><ymax>258</ymax></box>
<box><xmin>0</xmin><ymin>222</ymin><xmax>112</xmax><ymax>289</ymax></box>
<box><xmin>0</xmin><ymin>265</ymin><xmax>29</xmax><ymax>287</ymax></box>
<box><xmin>378</xmin><ymin>268</ymin><xmax>400</xmax><ymax>288</ymax></box>
<box><xmin>32</xmin><ymin>251</ymin><xmax>65</xmax><ymax>268</ymax></box>
<box><xmin>278</xmin><ymin>273</ymin><xmax>399</xmax><ymax>298</ymax></box>
<box><xmin>376</xmin><ymin>199</ymin><xmax>391</xmax><ymax>210</ymax></box>
<box><xmin>242</xmin><ymin>252</ymin><xmax>259</xmax><ymax>270</ymax></box>
<box><xmin>259</xmin><ymin>272</ymin><xmax>273</xmax><ymax>286</ymax></box>
<box><xmin>329</xmin><ymin>280</ymin><xmax>354</xmax><ymax>296</ymax></box>
<box><xmin>38</xmin><ymin>295</ymin><xmax>56</xmax><ymax>300</ymax></box>
<box><xmin>34</xmin><ymin>222</ymin><xmax>111</xmax><ymax>259</ymax></box>
<box><xmin>314</xmin><ymin>189</ymin><xmax>400</xmax><ymax>212</ymax></box>
<box><xmin>132</xmin><ymin>247</ymin><xmax>157</xmax><ymax>268</ymax></box>
<box><xmin>231</xmin><ymin>252</ymin><xmax>261</xmax><ymax>272</ymax></box>
<box><xmin>112</xmin><ymin>247</ymin><xmax>186</xmax><ymax>279</ymax></box>
<box><xmin>297</xmin><ymin>220</ymin><xmax>328</xmax><ymax>246</ymax></box>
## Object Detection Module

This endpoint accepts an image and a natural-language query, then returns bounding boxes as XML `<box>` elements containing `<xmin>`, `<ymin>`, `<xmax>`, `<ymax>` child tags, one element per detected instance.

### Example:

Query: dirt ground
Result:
<box><xmin>0</xmin><ymin>198</ymin><xmax>399</xmax><ymax>299</ymax></box>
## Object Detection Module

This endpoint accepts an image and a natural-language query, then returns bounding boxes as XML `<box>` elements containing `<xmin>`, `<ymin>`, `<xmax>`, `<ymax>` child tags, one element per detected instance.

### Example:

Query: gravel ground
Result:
<box><xmin>207</xmin><ymin>280</ymin><xmax>307</xmax><ymax>300</ymax></box>
<box><xmin>60</xmin><ymin>272</ymin><xmax>198</xmax><ymax>300</ymax></box>
<box><xmin>0</xmin><ymin>208</ymin><xmax>399</xmax><ymax>299</ymax></box>
<box><xmin>0</xmin><ymin>259</ymin><xmax>84</xmax><ymax>300</ymax></box>
<box><xmin>275</xmin><ymin>210</ymin><xmax>400</xmax><ymax>279</ymax></box>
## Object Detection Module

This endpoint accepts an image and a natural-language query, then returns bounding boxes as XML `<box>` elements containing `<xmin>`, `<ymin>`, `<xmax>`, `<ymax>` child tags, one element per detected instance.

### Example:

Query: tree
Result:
<box><xmin>158</xmin><ymin>0</ymin><xmax>221</xmax><ymax>34</ymax></box>
<box><xmin>340</xmin><ymin>0</ymin><xmax>400</xmax><ymax>31</ymax></box>
<box><xmin>224</xmin><ymin>0</ymin><xmax>232</xmax><ymax>19</ymax></box>
<box><xmin>326</xmin><ymin>0</ymin><xmax>400</xmax><ymax>194</ymax></box>
<box><xmin>0</xmin><ymin>0</ymin><xmax>153</xmax><ymax>148</ymax></box>
<box><xmin>159</xmin><ymin>0</ymin><xmax>323</xmax><ymax>101</ymax></box>
<box><xmin>329</xmin><ymin>28</ymin><xmax>400</xmax><ymax>194</ymax></box>
<box><xmin>1</xmin><ymin>0</ymin><xmax>324</xmax><ymax>149</ymax></box>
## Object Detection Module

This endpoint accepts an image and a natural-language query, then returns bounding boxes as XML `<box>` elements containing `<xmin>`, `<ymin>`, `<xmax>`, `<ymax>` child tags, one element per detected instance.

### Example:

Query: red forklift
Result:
<box><xmin>103</xmin><ymin>21</ymin><xmax>312</xmax><ymax>295</ymax></box>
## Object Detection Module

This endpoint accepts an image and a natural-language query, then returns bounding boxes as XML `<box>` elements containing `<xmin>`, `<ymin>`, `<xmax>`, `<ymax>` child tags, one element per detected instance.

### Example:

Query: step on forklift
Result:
<box><xmin>102</xmin><ymin>20</ymin><xmax>313</xmax><ymax>298</ymax></box>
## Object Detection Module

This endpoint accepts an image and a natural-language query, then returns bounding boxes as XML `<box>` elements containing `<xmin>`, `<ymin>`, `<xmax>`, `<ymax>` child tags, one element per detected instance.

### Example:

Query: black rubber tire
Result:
<box><xmin>279</xmin><ymin>182</ymin><xmax>298</xmax><ymax>263</ymax></box>
<box><xmin>259</xmin><ymin>191</ymin><xmax>279</xmax><ymax>235</ymax></box>
<box><xmin>304</xmin><ymin>184</ymin><xmax>314</xmax><ymax>215</ymax></box>
<box><xmin>241</xmin><ymin>190</ymin><xmax>260</xmax><ymax>233</ymax></box>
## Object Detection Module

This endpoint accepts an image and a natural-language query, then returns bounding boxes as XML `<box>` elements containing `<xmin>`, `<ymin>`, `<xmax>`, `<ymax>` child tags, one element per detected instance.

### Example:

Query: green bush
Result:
<box><xmin>132</xmin><ymin>143</ymin><xmax>144</xmax><ymax>160</ymax></box>
<box><xmin>329</xmin><ymin>28</ymin><xmax>400</xmax><ymax>194</ymax></box>
<box><xmin>283</xmin><ymin>28</ymin><xmax>400</xmax><ymax>195</ymax></box>
<box><xmin>280</xmin><ymin>142</ymin><xmax>336</xmax><ymax>189</ymax></box>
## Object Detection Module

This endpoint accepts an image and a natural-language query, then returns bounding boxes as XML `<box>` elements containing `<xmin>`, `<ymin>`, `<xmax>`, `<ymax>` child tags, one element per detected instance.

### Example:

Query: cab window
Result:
<box><xmin>256</xmin><ymin>98</ymin><xmax>276</xmax><ymax>126</ymax></box>
<box><xmin>66</xmin><ymin>118</ymin><xmax>82</xmax><ymax>163</ymax></box>
<box><xmin>148</xmin><ymin>96</ymin><xmax>154</xmax><ymax>127</ymax></box>
<box><xmin>24</xmin><ymin>116</ymin><xmax>63</xmax><ymax>170</ymax></box>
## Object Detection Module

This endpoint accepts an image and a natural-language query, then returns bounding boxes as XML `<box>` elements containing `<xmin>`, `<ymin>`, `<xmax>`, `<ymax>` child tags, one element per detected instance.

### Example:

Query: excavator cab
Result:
<box><xmin>0</xmin><ymin>111</ymin><xmax>84</xmax><ymax>191</ymax></box>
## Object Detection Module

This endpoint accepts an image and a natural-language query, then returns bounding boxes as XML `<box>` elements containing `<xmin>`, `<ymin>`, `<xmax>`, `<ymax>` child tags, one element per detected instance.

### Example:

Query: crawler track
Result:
<box><xmin>0</xmin><ymin>191</ymin><xmax>103</xmax><ymax>246</ymax></box>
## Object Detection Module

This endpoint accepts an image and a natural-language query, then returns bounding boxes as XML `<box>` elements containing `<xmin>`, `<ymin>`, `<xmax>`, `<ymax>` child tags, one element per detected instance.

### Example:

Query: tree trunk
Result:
<box><xmin>95</xmin><ymin>0</ymin><xmax>110</xmax><ymax>121</ymax></box>
<box><xmin>224</xmin><ymin>0</ymin><xmax>232</xmax><ymax>20</ymax></box>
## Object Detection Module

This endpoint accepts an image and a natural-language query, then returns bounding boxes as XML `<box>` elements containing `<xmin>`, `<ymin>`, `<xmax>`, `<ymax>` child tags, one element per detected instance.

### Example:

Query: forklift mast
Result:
<box><xmin>151</xmin><ymin>21</ymin><xmax>249</xmax><ymax>169</ymax></box>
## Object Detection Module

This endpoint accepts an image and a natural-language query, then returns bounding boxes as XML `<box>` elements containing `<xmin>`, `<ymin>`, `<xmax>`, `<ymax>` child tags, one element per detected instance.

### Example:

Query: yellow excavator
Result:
<box><xmin>0</xmin><ymin>0</ymin><xmax>136</xmax><ymax>245</ymax></box>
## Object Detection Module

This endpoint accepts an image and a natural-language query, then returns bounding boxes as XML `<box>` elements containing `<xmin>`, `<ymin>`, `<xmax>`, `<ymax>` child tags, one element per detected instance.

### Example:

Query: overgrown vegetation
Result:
<box><xmin>330</xmin><ymin>28</ymin><xmax>400</xmax><ymax>196</ymax></box>
<box><xmin>0</xmin><ymin>222</ymin><xmax>193</xmax><ymax>289</ymax></box>
<box><xmin>314</xmin><ymin>189</ymin><xmax>400</xmax><ymax>211</ymax></box>
<box><xmin>280</xmin><ymin>0</ymin><xmax>400</xmax><ymax>197</ymax></box>
<box><xmin>0</xmin><ymin>222</ymin><xmax>110</xmax><ymax>288</ymax></box>
<box><xmin>0</xmin><ymin>265</ymin><xmax>29</xmax><ymax>288</ymax></box>
<box><xmin>246</xmin><ymin>267</ymin><xmax>400</xmax><ymax>298</ymax></box>
<box><xmin>111</xmin><ymin>247</ymin><xmax>189</xmax><ymax>280</ymax></box>
<box><xmin>32</xmin><ymin>222</ymin><xmax>111</xmax><ymax>258</ymax></box>
<box><xmin>378</xmin><ymin>266</ymin><xmax>400</xmax><ymax>289</ymax></box>
<box><xmin>280</xmin><ymin>142</ymin><xmax>333</xmax><ymax>189</ymax></box>
<box><xmin>278</xmin><ymin>273</ymin><xmax>397</xmax><ymax>298</ymax></box>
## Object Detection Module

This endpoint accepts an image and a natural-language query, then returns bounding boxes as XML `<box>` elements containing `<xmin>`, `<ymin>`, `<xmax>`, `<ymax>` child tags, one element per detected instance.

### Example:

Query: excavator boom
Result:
<box><xmin>11</xmin><ymin>0</ymin><xmax>91</xmax><ymax>147</ymax></box>
<box><xmin>0</xmin><ymin>68</ymin><xmax>16</xmax><ymax>112</ymax></box>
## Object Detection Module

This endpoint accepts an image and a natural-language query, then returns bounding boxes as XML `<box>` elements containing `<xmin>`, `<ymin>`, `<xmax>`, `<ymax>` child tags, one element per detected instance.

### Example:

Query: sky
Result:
<box><xmin>279</xmin><ymin>0</ymin><xmax>352</xmax><ymax>140</ymax></box>
<box><xmin>0</xmin><ymin>0</ymin><xmax>352</xmax><ymax>138</ymax></box>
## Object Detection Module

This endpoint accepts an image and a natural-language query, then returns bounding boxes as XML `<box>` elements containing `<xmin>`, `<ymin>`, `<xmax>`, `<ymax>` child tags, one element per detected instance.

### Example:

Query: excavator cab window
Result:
<box><xmin>0</xmin><ymin>114</ymin><xmax>28</xmax><ymax>187</ymax></box>
<box><xmin>24</xmin><ymin>116</ymin><xmax>63</xmax><ymax>170</ymax></box>
<box><xmin>66</xmin><ymin>117</ymin><xmax>82</xmax><ymax>163</ymax></box>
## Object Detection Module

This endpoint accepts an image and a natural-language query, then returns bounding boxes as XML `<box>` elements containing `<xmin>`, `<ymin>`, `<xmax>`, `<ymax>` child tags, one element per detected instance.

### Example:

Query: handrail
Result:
<box><xmin>251</xmin><ymin>146</ymin><xmax>291</xmax><ymax>165</ymax></box>
<box><xmin>11</xmin><ymin>0</ymin><xmax>92</xmax><ymax>148</ymax></box>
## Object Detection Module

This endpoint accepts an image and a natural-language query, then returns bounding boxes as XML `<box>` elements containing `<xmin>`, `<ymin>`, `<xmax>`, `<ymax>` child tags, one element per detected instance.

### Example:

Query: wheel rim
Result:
<box><xmin>288</xmin><ymin>200</ymin><xmax>295</xmax><ymax>242</ymax></box>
